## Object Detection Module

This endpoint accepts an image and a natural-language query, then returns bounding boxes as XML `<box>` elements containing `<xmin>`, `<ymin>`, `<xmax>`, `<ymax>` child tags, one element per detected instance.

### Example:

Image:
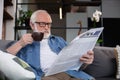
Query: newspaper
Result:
<box><xmin>45</xmin><ymin>27</ymin><xmax>104</xmax><ymax>76</ymax></box>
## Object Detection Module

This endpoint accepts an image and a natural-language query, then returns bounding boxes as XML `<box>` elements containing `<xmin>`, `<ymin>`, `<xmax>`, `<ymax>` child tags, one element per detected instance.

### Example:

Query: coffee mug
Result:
<box><xmin>31</xmin><ymin>32</ymin><xmax>44</xmax><ymax>41</ymax></box>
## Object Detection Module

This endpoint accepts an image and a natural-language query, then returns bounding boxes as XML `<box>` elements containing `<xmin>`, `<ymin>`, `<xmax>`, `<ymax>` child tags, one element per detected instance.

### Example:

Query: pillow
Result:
<box><xmin>115</xmin><ymin>45</ymin><xmax>120</xmax><ymax>79</ymax></box>
<box><xmin>83</xmin><ymin>46</ymin><xmax>116</xmax><ymax>78</ymax></box>
<box><xmin>0</xmin><ymin>50</ymin><xmax>35</xmax><ymax>80</ymax></box>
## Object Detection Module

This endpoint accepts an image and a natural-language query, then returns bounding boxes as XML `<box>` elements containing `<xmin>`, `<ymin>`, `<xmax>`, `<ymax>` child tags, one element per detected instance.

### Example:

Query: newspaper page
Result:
<box><xmin>45</xmin><ymin>27</ymin><xmax>104</xmax><ymax>76</ymax></box>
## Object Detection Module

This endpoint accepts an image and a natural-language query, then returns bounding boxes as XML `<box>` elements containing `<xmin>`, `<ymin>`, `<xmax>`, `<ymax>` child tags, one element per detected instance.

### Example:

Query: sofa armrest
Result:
<box><xmin>0</xmin><ymin>40</ymin><xmax>16</xmax><ymax>52</ymax></box>
<box><xmin>0</xmin><ymin>40</ymin><xmax>16</xmax><ymax>80</ymax></box>
<box><xmin>83</xmin><ymin>46</ymin><xmax>117</xmax><ymax>78</ymax></box>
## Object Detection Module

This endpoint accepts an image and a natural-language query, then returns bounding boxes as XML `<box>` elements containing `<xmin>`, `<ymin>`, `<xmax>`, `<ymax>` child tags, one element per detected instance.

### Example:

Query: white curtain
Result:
<box><xmin>0</xmin><ymin>0</ymin><xmax>3</xmax><ymax>39</ymax></box>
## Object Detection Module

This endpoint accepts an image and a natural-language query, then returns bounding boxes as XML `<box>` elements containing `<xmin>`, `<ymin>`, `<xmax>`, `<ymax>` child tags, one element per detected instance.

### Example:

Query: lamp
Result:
<box><xmin>59</xmin><ymin>7</ymin><xmax>62</xmax><ymax>19</ymax></box>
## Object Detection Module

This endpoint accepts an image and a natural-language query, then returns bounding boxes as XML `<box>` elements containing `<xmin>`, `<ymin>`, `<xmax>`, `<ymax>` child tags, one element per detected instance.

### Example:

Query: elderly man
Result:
<box><xmin>7</xmin><ymin>10</ymin><xmax>95</xmax><ymax>80</ymax></box>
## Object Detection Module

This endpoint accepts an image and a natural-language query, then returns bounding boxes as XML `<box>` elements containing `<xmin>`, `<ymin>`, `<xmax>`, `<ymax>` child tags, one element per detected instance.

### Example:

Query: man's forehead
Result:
<box><xmin>36</xmin><ymin>17</ymin><xmax>51</xmax><ymax>21</ymax></box>
<box><xmin>35</xmin><ymin>14</ymin><xmax>52</xmax><ymax>22</ymax></box>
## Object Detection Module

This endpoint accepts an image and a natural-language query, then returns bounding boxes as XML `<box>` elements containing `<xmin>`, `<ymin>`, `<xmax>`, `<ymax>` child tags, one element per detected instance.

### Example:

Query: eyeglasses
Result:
<box><xmin>34</xmin><ymin>22</ymin><xmax>52</xmax><ymax>27</ymax></box>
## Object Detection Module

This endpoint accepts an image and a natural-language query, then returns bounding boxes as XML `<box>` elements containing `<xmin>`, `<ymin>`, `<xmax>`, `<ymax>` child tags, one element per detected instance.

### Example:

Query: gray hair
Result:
<box><xmin>30</xmin><ymin>10</ymin><xmax>51</xmax><ymax>23</ymax></box>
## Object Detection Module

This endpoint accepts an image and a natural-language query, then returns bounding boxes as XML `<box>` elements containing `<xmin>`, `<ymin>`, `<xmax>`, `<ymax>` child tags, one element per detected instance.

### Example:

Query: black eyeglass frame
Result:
<box><xmin>34</xmin><ymin>22</ymin><xmax>52</xmax><ymax>27</ymax></box>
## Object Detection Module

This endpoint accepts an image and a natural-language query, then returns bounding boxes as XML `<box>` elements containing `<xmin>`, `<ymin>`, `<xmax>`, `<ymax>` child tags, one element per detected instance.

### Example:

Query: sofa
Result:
<box><xmin>0</xmin><ymin>40</ymin><xmax>119</xmax><ymax>80</ymax></box>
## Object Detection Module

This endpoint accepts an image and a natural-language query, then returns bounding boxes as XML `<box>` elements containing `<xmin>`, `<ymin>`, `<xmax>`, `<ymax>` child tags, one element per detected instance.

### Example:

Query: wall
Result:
<box><xmin>51</xmin><ymin>14</ymin><xmax>66</xmax><ymax>40</ymax></box>
<box><xmin>66</xmin><ymin>0</ymin><xmax>120</xmax><ymax>43</ymax></box>
<box><xmin>66</xmin><ymin>13</ymin><xmax>88</xmax><ymax>42</ymax></box>
<box><xmin>5</xmin><ymin>0</ymin><xmax>16</xmax><ymax>40</ymax></box>
<box><xmin>5</xmin><ymin>0</ymin><xmax>120</xmax><ymax>41</ymax></box>
<box><xmin>102</xmin><ymin>0</ymin><xmax>120</xmax><ymax>18</ymax></box>
<box><xmin>102</xmin><ymin>0</ymin><xmax>120</xmax><ymax>47</ymax></box>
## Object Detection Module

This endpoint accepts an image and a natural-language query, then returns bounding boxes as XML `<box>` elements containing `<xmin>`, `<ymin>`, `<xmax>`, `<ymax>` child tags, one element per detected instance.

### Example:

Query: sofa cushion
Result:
<box><xmin>0</xmin><ymin>50</ymin><xmax>35</xmax><ymax>80</ymax></box>
<box><xmin>115</xmin><ymin>45</ymin><xmax>120</xmax><ymax>79</ymax></box>
<box><xmin>83</xmin><ymin>46</ymin><xmax>117</xmax><ymax>78</ymax></box>
<box><xmin>96</xmin><ymin>77</ymin><xmax>119</xmax><ymax>80</ymax></box>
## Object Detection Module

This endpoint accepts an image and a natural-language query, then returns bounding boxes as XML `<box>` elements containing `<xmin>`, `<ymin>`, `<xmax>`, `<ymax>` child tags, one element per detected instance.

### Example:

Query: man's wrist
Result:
<box><xmin>18</xmin><ymin>39</ymin><xmax>25</xmax><ymax>47</ymax></box>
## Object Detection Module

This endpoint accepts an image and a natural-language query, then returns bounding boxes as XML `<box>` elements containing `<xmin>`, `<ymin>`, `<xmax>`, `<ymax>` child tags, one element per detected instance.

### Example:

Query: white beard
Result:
<box><xmin>43</xmin><ymin>32</ymin><xmax>50</xmax><ymax>39</ymax></box>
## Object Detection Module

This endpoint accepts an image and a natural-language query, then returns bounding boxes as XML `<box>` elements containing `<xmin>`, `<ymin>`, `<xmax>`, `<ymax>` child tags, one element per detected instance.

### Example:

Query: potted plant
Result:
<box><xmin>17</xmin><ymin>10</ymin><xmax>32</xmax><ymax>26</ymax></box>
<box><xmin>91</xmin><ymin>9</ymin><xmax>103</xmax><ymax>46</ymax></box>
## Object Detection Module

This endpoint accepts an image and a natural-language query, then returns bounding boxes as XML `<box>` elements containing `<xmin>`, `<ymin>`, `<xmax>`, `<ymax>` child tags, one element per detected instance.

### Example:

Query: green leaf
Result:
<box><xmin>97</xmin><ymin>39</ymin><xmax>103</xmax><ymax>43</ymax></box>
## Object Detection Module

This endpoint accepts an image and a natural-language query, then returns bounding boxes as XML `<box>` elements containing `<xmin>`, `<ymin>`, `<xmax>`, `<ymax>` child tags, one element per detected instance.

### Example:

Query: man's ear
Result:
<box><xmin>30</xmin><ymin>21</ymin><xmax>34</xmax><ymax>30</ymax></box>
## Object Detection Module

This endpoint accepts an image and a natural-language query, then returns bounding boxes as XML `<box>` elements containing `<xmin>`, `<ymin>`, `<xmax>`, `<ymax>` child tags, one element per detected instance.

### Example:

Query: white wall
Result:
<box><xmin>66</xmin><ymin>13</ymin><xmax>87</xmax><ymax>42</ymax></box>
<box><xmin>5</xmin><ymin>0</ymin><xmax>16</xmax><ymax>40</ymax></box>
<box><xmin>0</xmin><ymin>0</ymin><xmax>3</xmax><ymax>39</ymax></box>
<box><xmin>102</xmin><ymin>0</ymin><xmax>120</xmax><ymax>18</ymax></box>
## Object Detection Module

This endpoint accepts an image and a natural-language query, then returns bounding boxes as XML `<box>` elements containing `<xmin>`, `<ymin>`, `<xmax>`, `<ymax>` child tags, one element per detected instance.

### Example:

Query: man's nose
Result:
<box><xmin>44</xmin><ymin>25</ymin><xmax>49</xmax><ymax>29</ymax></box>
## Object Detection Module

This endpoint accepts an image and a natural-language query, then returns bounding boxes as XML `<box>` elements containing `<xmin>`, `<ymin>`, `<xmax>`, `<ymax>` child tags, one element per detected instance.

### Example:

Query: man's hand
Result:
<box><xmin>6</xmin><ymin>33</ymin><xmax>33</xmax><ymax>55</ymax></box>
<box><xmin>19</xmin><ymin>33</ymin><xmax>33</xmax><ymax>47</ymax></box>
<box><xmin>80</xmin><ymin>50</ymin><xmax>94</xmax><ymax>64</ymax></box>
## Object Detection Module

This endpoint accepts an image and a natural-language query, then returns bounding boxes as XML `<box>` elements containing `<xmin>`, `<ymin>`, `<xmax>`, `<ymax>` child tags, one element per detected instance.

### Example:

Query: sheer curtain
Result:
<box><xmin>0</xmin><ymin>0</ymin><xmax>3</xmax><ymax>39</ymax></box>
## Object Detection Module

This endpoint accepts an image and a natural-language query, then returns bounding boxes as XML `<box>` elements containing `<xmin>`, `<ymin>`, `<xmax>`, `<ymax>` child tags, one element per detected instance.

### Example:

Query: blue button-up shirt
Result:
<box><xmin>16</xmin><ymin>35</ymin><xmax>94</xmax><ymax>80</ymax></box>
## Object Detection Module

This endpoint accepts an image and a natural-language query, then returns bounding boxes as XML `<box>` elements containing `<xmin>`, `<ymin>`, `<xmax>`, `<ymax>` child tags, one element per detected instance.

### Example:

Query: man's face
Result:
<box><xmin>31</xmin><ymin>13</ymin><xmax>52</xmax><ymax>38</ymax></box>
